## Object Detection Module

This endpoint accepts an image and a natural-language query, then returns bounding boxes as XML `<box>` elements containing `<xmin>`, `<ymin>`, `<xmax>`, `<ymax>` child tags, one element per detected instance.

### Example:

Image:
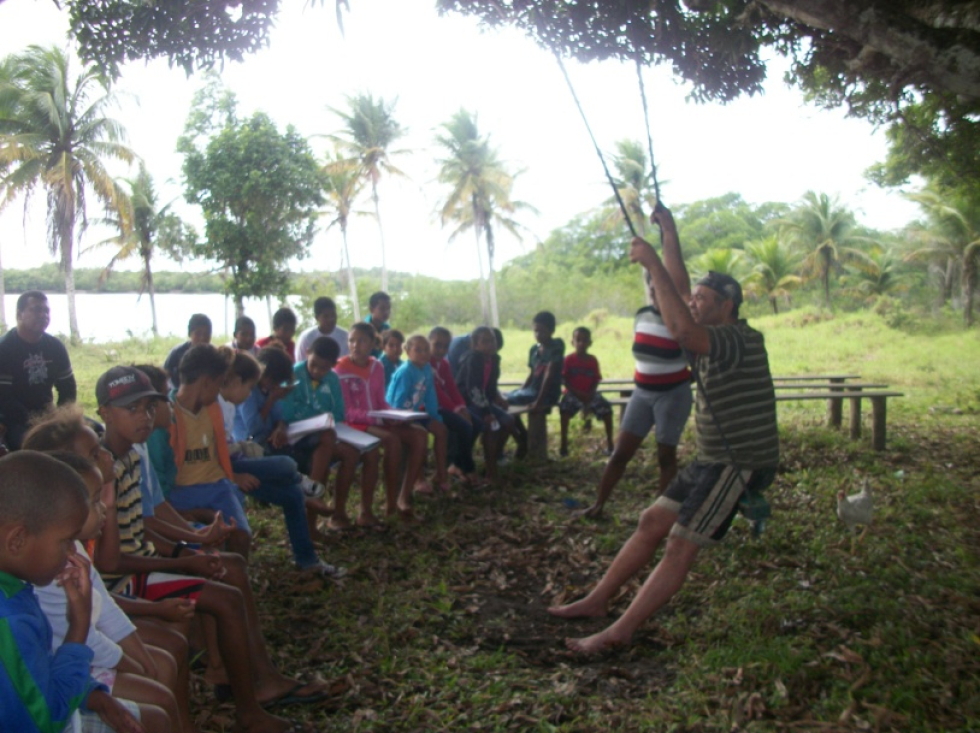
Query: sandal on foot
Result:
<box><xmin>261</xmin><ymin>681</ymin><xmax>330</xmax><ymax>708</ymax></box>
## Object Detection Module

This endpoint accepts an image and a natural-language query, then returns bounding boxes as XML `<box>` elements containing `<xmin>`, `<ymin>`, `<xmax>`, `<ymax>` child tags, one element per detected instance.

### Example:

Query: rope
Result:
<box><xmin>552</xmin><ymin>50</ymin><xmax>638</xmax><ymax>239</ymax></box>
<box><xmin>635</xmin><ymin>55</ymin><xmax>661</xmax><ymax>205</ymax></box>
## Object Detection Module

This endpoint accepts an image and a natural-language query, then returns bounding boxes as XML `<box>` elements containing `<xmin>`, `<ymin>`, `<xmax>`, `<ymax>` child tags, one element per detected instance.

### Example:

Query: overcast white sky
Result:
<box><xmin>0</xmin><ymin>0</ymin><xmax>920</xmax><ymax>281</ymax></box>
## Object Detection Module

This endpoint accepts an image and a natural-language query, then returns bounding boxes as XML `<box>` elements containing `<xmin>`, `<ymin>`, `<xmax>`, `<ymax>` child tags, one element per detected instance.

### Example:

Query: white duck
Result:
<box><xmin>837</xmin><ymin>478</ymin><xmax>873</xmax><ymax>553</ymax></box>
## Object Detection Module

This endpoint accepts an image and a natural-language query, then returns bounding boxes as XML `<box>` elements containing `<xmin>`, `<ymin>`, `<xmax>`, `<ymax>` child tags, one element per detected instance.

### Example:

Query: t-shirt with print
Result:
<box><xmin>527</xmin><ymin>337</ymin><xmax>565</xmax><ymax>406</ymax></box>
<box><xmin>174</xmin><ymin>403</ymin><xmax>226</xmax><ymax>486</ymax></box>
<box><xmin>562</xmin><ymin>353</ymin><xmax>602</xmax><ymax>395</ymax></box>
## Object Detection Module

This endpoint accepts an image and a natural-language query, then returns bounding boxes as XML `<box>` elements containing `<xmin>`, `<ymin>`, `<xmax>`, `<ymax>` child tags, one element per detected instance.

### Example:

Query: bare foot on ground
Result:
<box><xmin>565</xmin><ymin>628</ymin><xmax>630</xmax><ymax>655</ymax></box>
<box><xmin>326</xmin><ymin>515</ymin><xmax>352</xmax><ymax>531</ymax></box>
<box><xmin>547</xmin><ymin>597</ymin><xmax>608</xmax><ymax>619</ymax></box>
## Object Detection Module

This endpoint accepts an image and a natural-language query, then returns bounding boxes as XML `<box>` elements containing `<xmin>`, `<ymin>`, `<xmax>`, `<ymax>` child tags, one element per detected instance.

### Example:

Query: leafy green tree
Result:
<box><xmin>904</xmin><ymin>186</ymin><xmax>980</xmax><ymax>325</ymax></box>
<box><xmin>435</xmin><ymin>108</ymin><xmax>533</xmax><ymax>327</ymax></box>
<box><xmin>673</xmin><ymin>193</ymin><xmax>783</xmax><ymax>257</ymax></box>
<box><xmin>329</xmin><ymin>94</ymin><xmax>407</xmax><ymax>293</ymax></box>
<box><xmin>86</xmin><ymin>163</ymin><xmax>197</xmax><ymax>335</ymax></box>
<box><xmin>780</xmin><ymin>191</ymin><xmax>864</xmax><ymax>310</ymax></box>
<box><xmin>743</xmin><ymin>235</ymin><xmax>803</xmax><ymax>314</ymax></box>
<box><xmin>440</xmin><ymin>1</ymin><xmax>980</xmax><ymax>146</ymax></box>
<box><xmin>320</xmin><ymin>149</ymin><xmax>368</xmax><ymax>321</ymax></box>
<box><xmin>179</xmin><ymin>85</ymin><xmax>323</xmax><ymax>318</ymax></box>
<box><xmin>0</xmin><ymin>45</ymin><xmax>134</xmax><ymax>342</ymax></box>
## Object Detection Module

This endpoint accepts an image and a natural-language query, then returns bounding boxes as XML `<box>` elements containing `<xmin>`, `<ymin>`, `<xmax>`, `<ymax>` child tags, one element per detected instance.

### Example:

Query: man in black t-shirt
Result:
<box><xmin>0</xmin><ymin>291</ymin><xmax>77</xmax><ymax>449</ymax></box>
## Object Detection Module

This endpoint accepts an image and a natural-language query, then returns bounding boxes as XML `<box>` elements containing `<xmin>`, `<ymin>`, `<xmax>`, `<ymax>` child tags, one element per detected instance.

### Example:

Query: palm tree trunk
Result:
<box><xmin>372</xmin><ymin>185</ymin><xmax>388</xmax><ymax>292</ymax></box>
<box><xmin>770</xmin><ymin>295</ymin><xmax>779</xmax><ymax>315</ymax></box>
<box><xmin>234</xmin><ymin>294</ymin><xmax>245</xmax><ymax>320</ymax></box>
<box><xmin>472</xmin><ymin>223</ymin><xmax>489</xmax><ymax>325</ymax></box>
<box><xmin>266</xmin><ymin>296</ymin><xmax>274</xmax><ymax>328</ymax></box>
<box><xmin>342</xmin><ymin>226</ymin><xmax>361</xmax><ymax>321</ymax></box>
<box><xmin>143</xmin><ymin>251</ymin><xmax>158</xmax><ymax>337</ymax></box>
<box><xmin>485</xmin><ymin>225</ymin><xmax>500</xmax><ymax>328</ymax></box>
<box><xmin>62</xmin><ymin>244</ymin><xmax>81</xmax><ymax>343</ymax></box>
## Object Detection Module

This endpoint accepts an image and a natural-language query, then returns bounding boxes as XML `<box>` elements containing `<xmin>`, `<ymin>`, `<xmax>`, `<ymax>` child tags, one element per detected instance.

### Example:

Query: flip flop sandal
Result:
<box><xmin>261</xmin><ymin>682</ymin><xmax>330</xmax><ymax>708</ymax></box>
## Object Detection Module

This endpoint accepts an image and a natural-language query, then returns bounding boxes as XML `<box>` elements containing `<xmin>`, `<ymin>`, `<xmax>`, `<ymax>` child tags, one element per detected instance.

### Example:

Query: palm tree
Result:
<box><xmin>87</xmin><ymin>163</ymin><xmax>195</xmax><ymax>336</ymax></box>
<box><xmin>842</xmin><ymin>245</ymin><xmax>909</xmax><ymax>303</ymax></box>
<box><xmin>606</xmin><ymin>139</ymin><xmax>656</xmax><ymax>238</ymax></box>
<box><xmin>744</xmin><ymin>235</ymin><xmax>803</xmax><ymax>314</ymax></box>
<box><xmin>320</xmin><ymin>149</ymin><xmax>368</xmax><ymax>321</ymax></box>
<box><xmin>904</xmin><ymin>187</ymin><xmax>980</xmax><ymax>324</ymax></box>
<box><xmin>435</xmin><ymin>108</ymin><xmax>533</xmax><ymax>327</ymax></box>
<box><xmin>0</xmin><ymin>45</ymin><xmax>134</xmax><ymax>342</ymax></box>
<box><xmin>780</xmin><ymin>191</ymin><xmax>860</xmax><ymax>310</ymax></box>
<box><xmin>691</xmin><ymin>247</ymin><xmax>745</xmax><ymax>281</ymax></box>
<box><xmin>328</xmin><ymin>93</ymin><xmax>406</xmax><ymax>292</ymax></box>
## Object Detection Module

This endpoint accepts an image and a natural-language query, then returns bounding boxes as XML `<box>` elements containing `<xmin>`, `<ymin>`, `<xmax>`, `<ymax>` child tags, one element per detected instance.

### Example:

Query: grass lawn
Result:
<box><xmin>62</xmin><ymin>311</ymin><xmax>980</xmax><ymax>732</ymax></box>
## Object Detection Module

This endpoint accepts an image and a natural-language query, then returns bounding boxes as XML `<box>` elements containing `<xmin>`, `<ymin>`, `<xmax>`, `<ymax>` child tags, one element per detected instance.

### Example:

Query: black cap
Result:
<box><xmin>96</xmin><ymin>366</ymin><xmax>166</xmax><ymax>407</ymax></box>
<box><xmin>696</xmin><ymin>271</ymin><xmax>743</xmax><ymax>307</ymax></box>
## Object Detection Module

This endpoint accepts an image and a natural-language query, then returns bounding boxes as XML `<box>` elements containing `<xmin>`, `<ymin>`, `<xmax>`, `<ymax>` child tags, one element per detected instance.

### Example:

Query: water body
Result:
<box><xmin>1</xmin><ymin>292</ymin><xmax>304</xmax><ymax>342</ymax></box>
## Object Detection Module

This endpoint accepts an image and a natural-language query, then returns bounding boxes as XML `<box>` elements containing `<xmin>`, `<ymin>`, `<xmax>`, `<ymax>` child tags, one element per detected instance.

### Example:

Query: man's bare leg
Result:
<box><xmin>656</xmin><ymin>443</ymin><xmax>679</xmax><ymax>495</ymax></box>
<box><xmin>549</xmin><ymin>503</ymin><xmax>677</xmax><ymax>618</ymax></box>
<box><xmin>565</xmin><ymin>534</ymin><xmax>700</xmax><ymax>653</ymax></box>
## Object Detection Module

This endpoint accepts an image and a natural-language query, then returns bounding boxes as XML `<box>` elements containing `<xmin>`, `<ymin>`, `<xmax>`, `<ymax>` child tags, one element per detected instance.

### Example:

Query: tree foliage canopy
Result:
<box><xmin>178</xmin><ymin>81</ymin><xmax>323</xmax><ymax>309</ymax></box>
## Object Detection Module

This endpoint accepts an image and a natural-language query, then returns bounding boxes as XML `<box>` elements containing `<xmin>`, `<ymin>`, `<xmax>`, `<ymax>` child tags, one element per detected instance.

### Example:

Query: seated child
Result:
<box><xmin>93</xmin><ymin>368</ymin><xmax>329</xmax><ymax>730</ymax></box>
<box><xmin>256</xmin><ymin>307</ymin><xmax>298</xmax><ymax>362</ymax></box>
<box><xmin>559</xmin><ymin>326</ymin><xmax>614</xmax><ymax>457</ymax></box>
<box><xmin>506</xmin><ymin>310</ymin><xmax>565</xmax><ymax>413</ymax></box>
<box><xmin>229</xmin><ymin>315</ymin><xmax>258</xmax><ymax>356</ymax></box>
<box><xmin>232</xmin><ymin>347</ymin><xmax>330</xmax><ymax>498</ymax></box>
<box><xmin>281</xmin><ymin>336</ymin><xmax>381</xmax><ymax>531</ymax></box>
<box><xmin>0</xmin><ymin>450</ymin><xmax>152</xmax><ymax>733</ymax></box>
<box><xmin>23</xmin><ymin>416</ymin><xmax>200</xmax><ymax>733</ymax></box>
<box><xmin>379</xmin><ymin>329</ymin><xmax>404</xmax><ymax>387</ymax></box>
<box><xmin>39</xmin><ymin>451</ymin><xmax>186</xmax><ymax>733</ymax></box>
<box><xmin>336</xmin><ymin>322</ymin><xmax>427</xmax><ymax>521</ymax></box>
<box><xmin>164</xmin><ymin>347</ymin><xmax>254</xmax><ymax>558</ymax></box>
<box><xmin>296</xmin><ymin>296</ymin><xmax>349</xmax><ymax>361</ymax></box>
<box><xmin>216</xmin><ymin>349</ymin><xmax>347</xmax><ymax>574</ymax></box>
<box><xmin>164</xmin><ymin>313</ymin><xmax>211</xmax><ymax>390</ymax></box>
<box><xmin>429</xmin><ymin>327</ymin><xmax>482</xmax><ymax>487</ymax></box>
<box><xmin>386</xmin><ymin>334</ymin><xmax>450</xmax><ymax>494</ymax></box>
<box><xmin>366</xmin><ymin>291</ymin><xmax>392</xmax><ymax>335</ymax></box>
<box><xmin>455</xmin><ymin>326</ymin><xmax>519</xmax><ymax>482</ymax></box>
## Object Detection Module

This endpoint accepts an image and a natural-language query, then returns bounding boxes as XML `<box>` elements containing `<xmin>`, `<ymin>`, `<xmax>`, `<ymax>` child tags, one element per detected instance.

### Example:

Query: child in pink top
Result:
<box><xmin>335</xmin><ymin>322</ymin><xmax>427</xmax><ymax>521</ymax></box>
<box><xmin>429</xmin><ymin>327</ymin><xmax>482</xmax><ymax>486</ymax></box>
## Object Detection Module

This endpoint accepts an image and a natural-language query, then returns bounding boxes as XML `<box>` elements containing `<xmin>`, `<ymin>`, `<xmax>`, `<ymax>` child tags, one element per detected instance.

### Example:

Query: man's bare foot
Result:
<box><xmin>357</xmin><ymin>512</ymin><xmax>383</xmax><ymax>528</ymax></box>
<box><xmin>565</xmin><ymin>628</ymin><xmax>630</xmax><ymax>654</ymax></box>
<box><xmin>571</xmin><ymin>503</ymin><xmax>603</xmax><ymax>520</ymax></box>
<box><xmin>547</xmin><ymin>596</ymin><xmax>608</xmax><ymax>619</ymax></box>
<box><xmin>414</xmin><ymin>479</ymin><xmax>434</xmax><ymax>495</ymax></box>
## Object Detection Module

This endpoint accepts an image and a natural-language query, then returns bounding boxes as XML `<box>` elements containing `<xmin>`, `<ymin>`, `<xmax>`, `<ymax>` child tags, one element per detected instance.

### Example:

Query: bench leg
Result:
<box><xmin>827</xmin><ymin>378</ymin><xmax>844</xmax><ymax>428</ymax></box>
<box><xmin>871</xmin><ymin>397</ymin><xmax>887</xmax><ymax>451</ymax></box>
<box><xmin>849</xmin><ymin>397</ymin><xmax>862</xmax><ymax>440</ymax></box>
<box><xmin>527</xmin><ymin>411</ymin><xmax>549</xmax><ymax>461</ymax></box>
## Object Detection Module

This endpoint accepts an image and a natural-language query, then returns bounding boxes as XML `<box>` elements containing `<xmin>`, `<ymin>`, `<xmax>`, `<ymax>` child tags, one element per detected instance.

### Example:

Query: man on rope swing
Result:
<box><xmin>548</xmin><ymin>204</ymin><xmax>779</xmax><ymax>654</ymax></box>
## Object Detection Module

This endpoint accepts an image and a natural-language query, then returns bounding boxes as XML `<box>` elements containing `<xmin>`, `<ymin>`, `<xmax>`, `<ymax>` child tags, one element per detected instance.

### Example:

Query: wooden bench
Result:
<box><xmin>597</xmin><ymin>376</ymin><xmax>902</xmax><ymax>450</ymax></box>
<box><xmin>774</xmin><ymin>390</ymin><xmax>904</xmax><ymax>450</ymax></box>
<box><xmin>506</xmin><ymin>404</ymin><xmax>550</xmax><ymax>461</ymax></box>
